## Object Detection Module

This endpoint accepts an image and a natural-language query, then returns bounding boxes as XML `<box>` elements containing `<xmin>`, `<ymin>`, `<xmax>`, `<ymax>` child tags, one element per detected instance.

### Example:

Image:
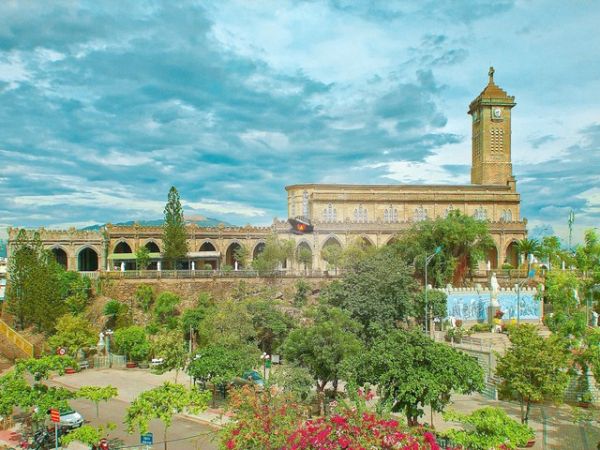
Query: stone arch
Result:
<box><xmin>50</xmin><ymin>246</ymin><xmax>68</xmax><ymax>269</ymax></box>
<box><xmin>486</xmin><ymin>245</ymin><xmax>499</xmax><ymax>270</ymax></box>
<box><xmin>253</xmin><ymin>241</ymin><xmax>266</xmax><ymax>259</ymax></box>
<box><xmin>296</xmin><ymin>241</ymin><xmax>313</xmax><ymax>270</ymax></box>
<box><xmin>199</xmin><ymin>241</ymin><xmax>216</xmax><ymax>252</ymax></box>
<box><xmin>77</xmin><ymin>246</ymin><xmax>99</xmax><ymax>271</ymax></box>
<box><xmin>144</xmin><ymin>240</ymin><xmax>160</xmax><ymax>253</ymax></box>
<box><xmin>321</xmin><ymin>235</ymin><xmax>342</xmax><ymax>251</ymax></box>
<box><xmin>386</xmin><ymin>236</ymin><xmax>399</xmax><ymax>246</ymax></box>
<box><xmin>505</xmin><ymin>241</ymin><xmax>519</xmax><ymax>268</ymax></box>
<box><xmin>225</xmin><ymin>241</ymin><xmax>245</xmax><ymax>268</ymax></box>
<box><xmin>358</xmin><ymin>235</ymin><xmax>374</xmax><ymax>247</ymax></box>
<box><xmin>113</xmin><ymin>241</ymin><xmax>133</xmax><ymax>254</ymax></box>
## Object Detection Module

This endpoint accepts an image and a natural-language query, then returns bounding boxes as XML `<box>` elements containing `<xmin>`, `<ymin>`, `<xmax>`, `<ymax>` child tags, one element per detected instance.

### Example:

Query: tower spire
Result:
<box><xmin>488</xmin><ymin>66</ymin><xmax>495</xmax><ymax>84</ymax></box>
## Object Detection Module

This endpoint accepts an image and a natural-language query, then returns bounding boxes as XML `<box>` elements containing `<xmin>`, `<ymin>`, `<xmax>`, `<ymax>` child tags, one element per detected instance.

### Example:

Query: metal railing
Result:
<box><xmin>0</xmin><ymin>318</ymin><xmax>34</xmax><ymax>358</ymax></box>
<box><xmin>91</xmin><ymin>269</ymin><xmax>344</xmax><ymax>280</ymax></box>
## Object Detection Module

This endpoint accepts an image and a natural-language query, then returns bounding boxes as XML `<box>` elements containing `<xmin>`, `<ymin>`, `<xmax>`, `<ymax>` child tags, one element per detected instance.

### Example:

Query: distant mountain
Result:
<box><xmin>81</xmin><ymin>216</ymin><xmax>232</xmax><ymax>231</ymax></box>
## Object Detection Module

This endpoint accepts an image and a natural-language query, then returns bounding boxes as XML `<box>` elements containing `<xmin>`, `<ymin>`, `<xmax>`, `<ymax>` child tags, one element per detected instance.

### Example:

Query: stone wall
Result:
<box><xmin>96</xmin><ymin>276</ymin><xmax>333</xmax><ymax>306</ymax></box>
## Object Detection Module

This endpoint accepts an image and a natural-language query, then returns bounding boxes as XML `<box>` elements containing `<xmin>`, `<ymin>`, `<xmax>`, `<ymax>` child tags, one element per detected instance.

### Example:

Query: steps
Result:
<box><xmin>0</xmin><ymin>318</ymin><xmax>34</xmax><ymax>360</ymax></box>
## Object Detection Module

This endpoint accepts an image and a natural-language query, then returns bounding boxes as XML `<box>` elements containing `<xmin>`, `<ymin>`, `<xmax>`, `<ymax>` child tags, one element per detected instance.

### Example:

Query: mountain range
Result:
<box><xmin>81</xmin><ymin>216</ymin><xmax>232</xmax><ymax>231</ymax></box>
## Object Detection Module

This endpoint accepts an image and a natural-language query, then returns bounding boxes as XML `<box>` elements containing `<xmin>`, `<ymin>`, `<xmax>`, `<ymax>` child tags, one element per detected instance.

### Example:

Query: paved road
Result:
<box><xmin>50</xmin><ymin>369</ymin><xmax>220</xmax><ymax>450</ymax></box>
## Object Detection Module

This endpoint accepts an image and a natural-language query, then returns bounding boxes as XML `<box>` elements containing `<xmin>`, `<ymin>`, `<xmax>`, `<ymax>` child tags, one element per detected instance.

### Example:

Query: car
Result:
<box><xmin>59</xmin><ymin>409</ymin><xmax>84</xmax><ymax>429</ymax></box>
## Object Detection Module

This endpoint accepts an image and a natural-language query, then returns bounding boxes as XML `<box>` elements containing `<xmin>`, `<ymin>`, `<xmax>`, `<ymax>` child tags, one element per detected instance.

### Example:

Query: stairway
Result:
<box><xmin>0</xmin><ymin>318</ymin><xmax>34</xmax><ymax>360</ymax></box>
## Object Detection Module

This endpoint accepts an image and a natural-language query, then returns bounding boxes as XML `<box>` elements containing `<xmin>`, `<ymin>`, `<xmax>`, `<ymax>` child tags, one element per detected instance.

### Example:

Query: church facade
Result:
<box><xmin>8</xmin><ymin>68</ymin><xmax>526</xmax><ymax>273</ymax></box>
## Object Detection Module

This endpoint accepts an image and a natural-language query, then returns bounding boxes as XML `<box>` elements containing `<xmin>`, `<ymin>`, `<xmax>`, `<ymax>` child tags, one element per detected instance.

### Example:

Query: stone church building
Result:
<box><xmin>8</xmin><ymin>68</ymin><xmax>526</xmax><ymax>273</ymax></box>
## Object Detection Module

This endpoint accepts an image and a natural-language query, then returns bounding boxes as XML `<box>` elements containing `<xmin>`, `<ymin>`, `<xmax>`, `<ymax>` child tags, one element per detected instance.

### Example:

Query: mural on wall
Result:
<box><xmin>445</xmin><ymin>290</ymin><xmax>540</xmax><ymax>321</ymax></box>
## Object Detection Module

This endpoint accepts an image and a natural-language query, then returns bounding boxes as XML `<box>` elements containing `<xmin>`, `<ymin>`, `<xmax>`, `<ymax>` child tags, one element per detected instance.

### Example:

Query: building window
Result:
<box><xmin>302</xmin><ymin>191</ymin><xmax>309</xmax><ymax>218</ymax></box>
<box><xmin>323</xmin><ymin>203</ymin><xmax>337</xmax><ymax>223</ymax></box>
<box><xmin>444</xmin><ymin>205</ymin><xmax>454</xmax><ymax>218</ymax></box>
<box><xmin>291</xmin><ymin>200</ymin><xmax>296</xmax><ymax>218</ymax></box>
<box><xmin>474</xmin><ymin>206</ymin><xmax>487</xmax><ymax>221</ymax></box>
<box><xmin>414</xmin><ymin>206</ymin><xmax>428</xmax><ymax>222</ymax></box>
<box><xmin>353</xmin><ymin>204</ymin><xmax>368</xmax><ymax>223</ymax></box>
<box><xmin>500</xmin><ymin>209</ymin><xmax>513</xmax><ymax>222</ymax></box>
<box><xmin>384</xmin><ymin>205</ymin><xmax>398</xmax><ymax>223</ymax></box>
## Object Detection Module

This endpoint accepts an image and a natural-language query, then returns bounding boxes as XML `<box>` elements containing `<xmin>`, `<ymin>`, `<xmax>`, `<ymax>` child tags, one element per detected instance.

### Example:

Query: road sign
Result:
<box><xmin>50</xmin><ymin>408</ymin><xmax>60</xmax><ymax>423</ymax></box>
<box><xmin>140</xmin><ymin>432</ymin><xmax>153</xmax><ymax>445</ymax></box>
<box><xmin>57</xmin><ymin>347</ymin><xmax>66</xmax><ymax>356</ymax></box>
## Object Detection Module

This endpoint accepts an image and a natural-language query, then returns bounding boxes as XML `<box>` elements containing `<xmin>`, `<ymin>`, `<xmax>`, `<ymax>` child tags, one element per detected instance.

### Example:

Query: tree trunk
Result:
<box><xmin>524</xmin><ymin>400</ymin><xmax>531</xmax><ymax>424</ymax></box>
<box><xmin>164</xmin><ymin>425</ymin><xmax>168</xmax><ymax>450</ymax></box>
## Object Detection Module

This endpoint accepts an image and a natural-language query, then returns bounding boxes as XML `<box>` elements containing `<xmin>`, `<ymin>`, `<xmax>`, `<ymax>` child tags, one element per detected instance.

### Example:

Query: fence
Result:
<box><xmin>88</xmin><ymin>269</ymin><xmax>344</xmax><ymax>280</ymax></box>
<box><xmin>93</xmin><ymin>354</ymin><xmax>126</xmax><ymax>369</ymax></box>
<box><xmin>0</xmin><ymin>318</ymin><xmax>34</xmax><ymax>358</ymax></box>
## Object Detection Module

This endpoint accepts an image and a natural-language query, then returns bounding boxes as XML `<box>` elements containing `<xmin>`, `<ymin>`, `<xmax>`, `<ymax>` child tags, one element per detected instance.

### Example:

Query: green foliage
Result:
<box><xmin>125</xmin><ymin>382</ymin><xmax>210</xmax><ymax>447</ymax></box>
<box><xmin>233</xmin><ymin>245</ymin><xmax>250</xmax><ymax>268</ymax></box>
<box><xmin>16</xmin><ymin>355</ymin><xmax>78</xmax><ymax>381</ymax></box>
<box><xmin>247</xmin><ymin>299</ymin><xmax>294</xmax><ymax>354</ymax></box>
<box><xmin>154</xmin><ymin>291</ymin><xmax>181</xmax><ymax>329</ymax></box>
<box><xmin>269</xmin><ymin>364</ymin><xmax>315</xmax><ymax>403</ymax></box>
<box><xmin>251</xmin><ymin>234</ymin><xmax>294</xmax><ymax>274</ymax></box>
<box><xmin>135</xmin><ymin>284</ymin><xmax>155</xmax><ymax>312</ymax></box>
<box><xmin>135</xmin><ymin>246</ymin><xmax>151</xmax><ymax>270</ymax></box>
<box><xmin>321</xmin><ymin>248</ymin><xmax>419</xmax><ymax>340</ymax></box>
<box><xmin>103</xmin><ymin>299</ymin><xmax>131</xmax><ymax>329</ymax></box>
<box><xmin>151</xmin><ymin>330</ymin><xmax>188</xmax><ymax>382</ymax></box>
<box><xmin>293</xmin><ymin>279</ymin><xmax>311</xmax><ymax>307</ymax></box>
<box><xmin>469</xmin><ymin>323</ymin><xmax>493</xmax><ymax>333</ymax></box>
<box><xmin>61</xmin><ymin>423</ymin><xmax>116</xmax><ymax>448</ymax></box>
<box><xmin>392</xmin><ymin>210</ymin><xmax>494</xmax><ymax>285</ymax></box>
<box><xmin>113</xmin><ymin>326</ymin><xmax>150</xmax><ymax>361</ymax></box>
<box><xmin>283</xmin><ymin>306</ymin><xmax>363</xmax><ymax>392</ymax></box>
<box><xmin>575</xmin><ymin>229</ymin><xmax>600</xmax><ymax>273</ymax></box>
<box><xmin>347</xmin><ymin>329</ymin><xmax>484</xmax><ymax>425</ymax></box>
<box><xmin>414</xmin><ymin>289</ymin><xmax>448</xmax><ymax>322</ymax></box>
<box><xmin>538</xmin><ymin>235</ymin><xmax>564</xmax><ymax>270</ymax></box>
<box><xmin>187</xmin><ymin>344</ymin><xmax>260</xmax><ymax>387</ymax></box>
<box><xmin>198</xmin><ymin>298</ymin><xmax>256</xmax><ymax>348</ymax></box>
<box><xmin>516</xmin><ymin>238</ymin><xmax>540</xmax><ymax>262</ymax></box>
<box><xmin>5</xmin><ymin>229</ymin><xmax>67</xmax><ymax>332</ymax></box>
<box><xmin>496</xmin><ymin>324</ymin><xmax>570</xmax><ymax>423</ymax></box>
<box><xmin>58</xmin><ymin>270</ymin><xmax>92</xmax><ymax>315</ymax></box>
<box><xmin>443</xmin><ymin>407</ymin><xmax>535</xmax><ymax>449</ymax></box>
<box><xmin>78</xmin><ymin>385</ymin><xmax>118</xmax><ymax>417</ymax></box>
<box><xmin>47</xmin><ymin>314</ymin><xmax>97</xmax><ymax>357</ymax></box>
<box><xmin>0</xmin><ymin>371</ymin><xmax>31</xmax><ymax>416</ymax></box>
<box><xmin>162</xmin><ymin>186</ymin><xmax>189</xmax><ymax>269</ymax></box>
<box><xmin>320</xmin><ymin>243</ymin><xmax>343</xmax><ymax>270</ymax></box>
<box><xmin>542</xmin><ymin>271</ymin><xmax>582</xmax><ymax>336</ymax></box>
<box><xmin>296</xmin><ymin>246</ymin><xmax>313</xmax><ymax>271</ymax></box>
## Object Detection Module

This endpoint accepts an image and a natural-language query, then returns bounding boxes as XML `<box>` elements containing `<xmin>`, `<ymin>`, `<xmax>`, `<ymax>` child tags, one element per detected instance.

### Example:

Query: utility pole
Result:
<box><xmin>568</xmin><ymin>210</ymin><xmax>575</xmax><ymax>251</ymax></box>
<box><xmin>424</xmin><ymin>246</ymin><xmax>442</xmax><ymax>336</ymax></box>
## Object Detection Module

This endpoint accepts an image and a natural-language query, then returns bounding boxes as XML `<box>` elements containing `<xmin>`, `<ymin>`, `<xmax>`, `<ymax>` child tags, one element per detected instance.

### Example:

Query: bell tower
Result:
<box><xmin>469</xmin><ymin>67</ymin><xmax>516</xmax><ymax>188</ymax></box>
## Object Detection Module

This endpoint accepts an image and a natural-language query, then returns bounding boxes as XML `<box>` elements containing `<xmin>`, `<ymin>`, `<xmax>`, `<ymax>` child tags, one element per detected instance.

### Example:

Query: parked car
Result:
<box><xmin>59</xmin><ymin>409</ymin><xmax>84</xmax><ymax>429</ymax></box>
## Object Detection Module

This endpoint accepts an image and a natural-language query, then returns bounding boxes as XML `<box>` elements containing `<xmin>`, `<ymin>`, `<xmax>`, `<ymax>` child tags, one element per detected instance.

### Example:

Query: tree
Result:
<box><xmin>78</xmin><ymin>385</ymin><xmax>118</xmax><ymax>418</ymax></box>
<box><xmin>151</xmin><ymin>330</ymin><xmax>188</xmax><ymax>382</ymax></box>
<box><xmin>103</xmin><ymin>299</ymin><xmax>130</xmax><ymax>329</ymax></box>
<box><xmin>321</xmin><ymin>248</ymin><xmax>419</xmax><ymax>340</ymax></box>
<box><xmin>347</xmin><ymin>329</ymin><xmax>484</xmax><ymax>426</ymax></box>
<box><xmin>187</xmin><ymin>343</ymin><xmax>260</xmax><ymax>388</ymax></box>
<box><xmin>321</xmin><ymin>243</ymin><xmax>343</xmax><ymax>271</ymax></box>
<box><xmin>61</xmin><ymin>423</ymin><xmax>116</xmax><ymax>449</ymax></box>
<box><xmin>247</xmin><ymin>299</ymin><xmax>294</xmax><ymax>354</ymax></box>
<box><xmin>283</xmin><ymin>306</ymin><xmax>363</xmax><ymax>394</ymax></box>
<box><xmin>516</xmin><ymin>238</ymin><xmax>540</xmax><ymax>266</ymax></box>
<box><xmin>197</xmin><ymin>298</ymin><xmax>256</xmax><ymax>348</ymax></box>
<box><xmin>296</xmin><ymin>246</ymin><xmax>312</xmax><ymax>272</ymax></box>
<box><xmin>113</xmin><ymin>326</ymin><xmax>150</xmax><ymax>362</ymax></box>
<box><xmin>268</xmin><ymin>363</ymin><xmax>315</xmax><ymax>403</ymax></box>
<box><xmin>162</xmin><ymin>186</ymin><xmax>188</xmax><ymax>269</ymax></box>
<box><xmin>135</xmin><ymin>284</ymin><xmax>155</xmax><ymax>312</ymax></box>
<box><xmin>135</xmin><ymin>246</ymin><xmax>150</xmax><ymax>270</ymax></box>
<box><xmin>153</xmin><ymin>291</ymin><xmax>181</xmax><ymax>329</ymax></box>
<box><xmin>5</xmin><ymin>229</ymin><xmax>66</xmax><ymax>331</ymax></box>
<box><xmin>251</xmin><ymin>234</ymin><xmax>295</xmax><ymax>274</ymax></box>
<box><xmin>58</xmin><ymin>270</ymin><xmax>92</xmax><ymax>315</ymax></box>
<box><xmin>233</xmin><ymin>245</ymin><xmax>250</xmax><ymax>268</ymax></box>
<box><xmin>293</xmin><ymin>279</ymin><xmax>311</xmax><ymax>307</ymax></box>
<box><xmin>392</xmin><ymin>210</ymin><xmax>494</xmax><ymax>285</ymax></box>
<box><xmin>538</xmin><ymin>235</ymin><xmax>563</xmax><ymax>270</ymax></box>
<box><xmin>47</xmin><ymin>314</ymin><xmax>97</xmax><ymax>357</ymax></box>
<box><xmin>443</xmin><ymin>407</ymin><xmax>534</xmax><ymax>449</ymax></box>
<box><xmin>495</xmin><ymin>324</ymin><xmax>570</xmax><ymax>423</ymax></box>
<box><xmin>125</xmin><ymin>382</ymin><xmax>210</xmax><ymax>450</ymax></box>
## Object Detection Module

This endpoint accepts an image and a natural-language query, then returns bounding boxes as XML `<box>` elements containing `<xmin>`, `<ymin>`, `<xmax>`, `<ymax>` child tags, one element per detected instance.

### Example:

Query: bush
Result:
<box><xmin>293</xmin><ymin>279</ymin><xmax>310</xmax><ymax>307</ymax></box>
<box><xmin>445</xmin><ymin>326</ymin><xmax>472</xmax><ymax>342</ymax></box>
<box><xmin>470</xmin><ymin>323</ymin><xmax>492</xmax><ymax>333</ymax></box>
<box><xmin>154</xmin><ymin>292</ymin><xmax>181</xmax><ymax>329</ymax></box>
<box><xmin>135</xmin><ymin>284</ymin><xmax>155</xmax><ymax>312</ymax></box>
<box><xmin>113</xmin><ymin>326</ymin><xmax>150</xmax><ymax>361</ymax></box>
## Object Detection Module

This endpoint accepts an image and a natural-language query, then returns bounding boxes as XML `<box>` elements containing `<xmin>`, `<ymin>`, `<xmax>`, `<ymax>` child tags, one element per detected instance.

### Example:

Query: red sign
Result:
<box><xmin>56</xmin><ymin>347</ymin><xmax>66</xmax><ymax>356</ymax></box>
<box><xmin>50</xmin><ymin>408</ymin><xmax>60</xmax><ymax>423</ymax></box>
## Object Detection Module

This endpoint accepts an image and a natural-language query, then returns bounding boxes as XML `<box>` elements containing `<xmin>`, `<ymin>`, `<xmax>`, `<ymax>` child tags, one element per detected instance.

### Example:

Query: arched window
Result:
<box><xmin>323</xmin><ymin>203</ymin><xmax>336</xmax><ymax>223</ymax></box>
<box><xmin>353</xmin><ymin>204</ymin><xmax>368</xmax><ymax>223</ymax></box>
<box><xmin>302</xmin><ymin>191</ymin><xmax>309</xmax><ymax>218</ymax></box>
<box><xmin>414</xmin><ymin>206</ymin><xmax>428</xmax><ymax>222</ymax></box>
<box><xmin>500</xmin><ymin>209</ymin><xmax>513</xmax><ymax>222</ymax></box>
<box><xmin>444</xmin><ymin>205</ymin><xmax>454</xmax><ymax>218</ymax></box>
<box><xmin>384</xmin><ymin>205</ymin><xmax>398</xmax><ymax>223</ymax></box>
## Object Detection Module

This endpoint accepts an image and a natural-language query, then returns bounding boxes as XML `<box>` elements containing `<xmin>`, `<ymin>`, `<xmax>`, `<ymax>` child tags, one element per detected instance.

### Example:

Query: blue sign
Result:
<box><xmin>141</xmin><ymin>432</ymin><xmax>153</xmax><ymax>445</ymax></box>
<box><xmin>446</xmin><ymin>291</ymin><xmax>540</xmax><ymax>321</ymax></box>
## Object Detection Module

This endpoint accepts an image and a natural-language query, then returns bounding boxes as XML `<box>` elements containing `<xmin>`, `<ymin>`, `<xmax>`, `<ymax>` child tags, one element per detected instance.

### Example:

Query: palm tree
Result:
<box><xmin>517</xmin><ymin>238</ymin><xmax>539</xmax><ymax>267</ymax></box>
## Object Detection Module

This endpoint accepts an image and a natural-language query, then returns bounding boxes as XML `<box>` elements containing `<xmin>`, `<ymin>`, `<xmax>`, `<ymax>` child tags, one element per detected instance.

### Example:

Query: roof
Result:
<box><xmin>285</xmin><ymin>183</ymin><xmax>512</xmax><ymax>192</ymax></box>
<box><xmin>469</xmin><ymin>66</ymin><xmax>515</xmax><ymax>111</ymax></box>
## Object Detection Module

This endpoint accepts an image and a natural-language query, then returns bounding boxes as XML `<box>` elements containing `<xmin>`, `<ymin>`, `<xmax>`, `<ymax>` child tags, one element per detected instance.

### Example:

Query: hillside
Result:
<box><xmin>81</xmin><ymin>216</ymin><xmax>232</xmax><ymax>230</ymax></box>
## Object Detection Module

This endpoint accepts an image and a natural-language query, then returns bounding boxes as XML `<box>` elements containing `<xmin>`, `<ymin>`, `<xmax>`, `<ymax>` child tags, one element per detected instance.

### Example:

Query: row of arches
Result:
<box><xmin>47</xmin><ymin>237</ymin><xmax>521</xmax><ymax>272</ymax></box>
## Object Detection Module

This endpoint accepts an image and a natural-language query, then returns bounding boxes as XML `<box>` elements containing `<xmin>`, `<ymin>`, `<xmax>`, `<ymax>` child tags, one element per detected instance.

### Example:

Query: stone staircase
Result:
<box><xmin>0</xmin><ymin>318</ymin><xmax>34</xmax><ymax>361</ymax></box>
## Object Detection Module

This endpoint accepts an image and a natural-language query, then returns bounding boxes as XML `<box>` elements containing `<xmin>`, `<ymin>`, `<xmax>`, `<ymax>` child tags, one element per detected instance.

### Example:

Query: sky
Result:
<box><xmin>1</xmin><ymin>0</ymin><xmax>599</xmax><ymax>244</ymax></box>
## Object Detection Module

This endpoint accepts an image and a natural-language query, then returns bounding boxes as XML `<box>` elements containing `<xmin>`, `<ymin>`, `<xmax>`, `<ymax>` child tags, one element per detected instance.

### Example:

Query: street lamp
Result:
<box><xmin>104</xmin><ymin>329</ymin><xmax>113</xmax><ymax>368</ymax></box>
<box><xmin>424</xmin><ymin>246</ymin><xmax>442</xmax><ymax>336</ymax></box>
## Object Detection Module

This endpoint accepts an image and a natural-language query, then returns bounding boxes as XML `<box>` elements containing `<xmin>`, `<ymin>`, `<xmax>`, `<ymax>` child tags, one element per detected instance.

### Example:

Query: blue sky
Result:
<box><xmin>1</xmin><ymin>1</ymin><xmax>599</xmax><ymax>243</ymax></box>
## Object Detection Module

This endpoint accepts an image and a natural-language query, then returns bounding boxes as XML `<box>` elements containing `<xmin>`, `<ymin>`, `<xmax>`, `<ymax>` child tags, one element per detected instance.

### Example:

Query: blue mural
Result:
<box><xmin>446</xmin><ymin>290</ymin><xmax>540</xmax><ymax>321</ymax></box>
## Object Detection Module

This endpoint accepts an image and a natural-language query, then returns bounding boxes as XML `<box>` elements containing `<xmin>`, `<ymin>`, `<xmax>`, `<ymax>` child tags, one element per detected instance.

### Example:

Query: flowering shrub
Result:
<box><xmin>285</xmin><ymin>408</ymin><xmax>442</xmax><ymax>449</ymax></box>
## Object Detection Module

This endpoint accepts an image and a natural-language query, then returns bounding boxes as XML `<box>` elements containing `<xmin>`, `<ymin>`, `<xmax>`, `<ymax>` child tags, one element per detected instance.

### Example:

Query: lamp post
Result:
<box><xmin>261</xmin><ymin>353</ymin><xmax>271</xmax><ymax>380</ymax></box>
<box><xmin>424</xmin><ymin>246</ymin><xmax>442</xmax><ymax>336</ymax></box>
<box><xmin>104</xmin><ymin>329</ymin><xmax>113</xmax><ymax>368</ymax></box>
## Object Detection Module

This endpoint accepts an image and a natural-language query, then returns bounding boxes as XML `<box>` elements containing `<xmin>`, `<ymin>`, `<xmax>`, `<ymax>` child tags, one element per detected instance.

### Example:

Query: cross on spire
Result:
<box><xmin>488</xmin><ymin>66</ymin><xmax>495</xmax><ymax>83</ymax></box>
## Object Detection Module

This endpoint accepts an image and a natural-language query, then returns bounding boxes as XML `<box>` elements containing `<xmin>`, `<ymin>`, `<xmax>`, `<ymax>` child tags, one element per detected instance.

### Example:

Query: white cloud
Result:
<box><xmin>367</xmin><ymin>160</ymin><xmax>468</xmax><ymax>184</ymax></box>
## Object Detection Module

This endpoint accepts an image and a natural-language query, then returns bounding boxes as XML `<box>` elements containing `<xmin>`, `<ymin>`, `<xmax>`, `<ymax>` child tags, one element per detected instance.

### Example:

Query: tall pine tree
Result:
<box><xmin>162</xmin><ymin>186</ymin><xmax>188</xmax><ymax>269</ymax></box>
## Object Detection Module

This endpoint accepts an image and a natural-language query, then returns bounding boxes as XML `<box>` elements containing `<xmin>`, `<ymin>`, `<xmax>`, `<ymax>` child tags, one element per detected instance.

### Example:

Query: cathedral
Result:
<box><xmin>8</xmin><ymin>68</ymin><xmax>526</xmax><ymax>273</ymax></box>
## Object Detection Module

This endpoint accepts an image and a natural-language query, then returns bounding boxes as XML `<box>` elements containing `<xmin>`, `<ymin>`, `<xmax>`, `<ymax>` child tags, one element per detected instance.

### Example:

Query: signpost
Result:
<box><xmin>141</xmin><ymin>431</ymin><xmax>153</xmax><ymax>449</ymax></box>
<box><xmin>49</xmin><ymin>408</ymin><xmax>60</xmax><ymax>450</ymax></box>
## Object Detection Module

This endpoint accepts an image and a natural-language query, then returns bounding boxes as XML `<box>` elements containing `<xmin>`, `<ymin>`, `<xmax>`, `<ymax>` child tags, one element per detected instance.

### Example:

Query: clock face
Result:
<box><xmin>493</xmin><ymin>107</ymin><xmax>502</xmax><ymax>118</ymax></box>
